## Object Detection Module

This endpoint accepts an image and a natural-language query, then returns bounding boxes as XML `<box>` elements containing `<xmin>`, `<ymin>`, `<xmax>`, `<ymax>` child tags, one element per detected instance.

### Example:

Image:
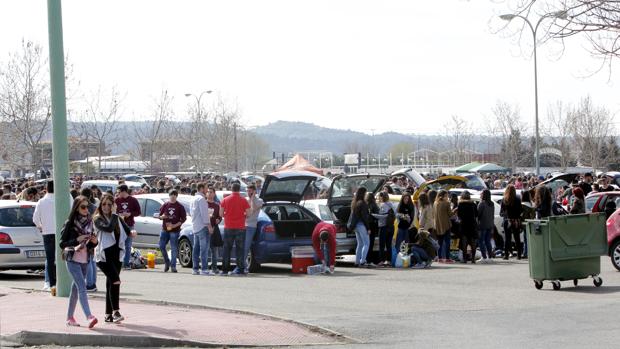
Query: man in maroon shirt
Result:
<box><xmin>220</xmin><ymin>183</ymin><xmax>250</xmax><ymax>276</ymax></box>
<box><xmin>115</xmin><ymin>184</ymin><xmax>141</xmax><ymax>269</ymax></box>
<box><xmin>158</xmin><ymin>190</ymin><xmax>187</xmax><ymax>273</ymax></box>
<box><xmin>312</xmin><ymin>222</ymin><xmax>337</xmax><ymax>274</ymax></box>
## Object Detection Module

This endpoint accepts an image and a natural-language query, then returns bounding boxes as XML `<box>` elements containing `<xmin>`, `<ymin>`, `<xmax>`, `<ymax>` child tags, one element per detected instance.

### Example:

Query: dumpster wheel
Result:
<box><xmin>573</xmin><ymin>279</ymin><xmax>578</xmax><ymax>287</ymax></box>
<box><xmin>593</xmin><ymin>276</ymin><xmax>603</xmax><ymax>287</ymax></box>
<box><xmin>552</xmin><ymin>281</ymin><xmax>561</xmax><ymax>290</ymax></box>
<box><xmin>534</xmin><ymin>280</ymin><xmax>543</xmax><ymax>290</ymax></box>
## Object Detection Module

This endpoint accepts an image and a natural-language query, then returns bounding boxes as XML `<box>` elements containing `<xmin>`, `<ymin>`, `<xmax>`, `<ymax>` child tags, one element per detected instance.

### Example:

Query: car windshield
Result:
<box><xmin>0</xmin><ymin>207</ymin><xmax>35</xmax><ymax>227</ymax></box>
<box><xmin>465</xmin><ymin>176</ymin><xmax>487</xmax><ymax>190</ymax></box>
<box><xmin>263</xmin><ymin>179</ymin><xmax>311</xmax><ymax>198</ymax></box>
<box><xmin>332</xmin><ymin>177</ymin><xmax>384</xmax><ymax>199</ymax></box>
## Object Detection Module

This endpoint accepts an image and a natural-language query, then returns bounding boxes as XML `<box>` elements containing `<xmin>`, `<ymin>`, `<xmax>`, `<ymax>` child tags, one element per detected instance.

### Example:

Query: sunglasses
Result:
<box><xmin>79</xmin><ymin>205</ymin><xmax>88</xmax><ymax>210</ymax></box>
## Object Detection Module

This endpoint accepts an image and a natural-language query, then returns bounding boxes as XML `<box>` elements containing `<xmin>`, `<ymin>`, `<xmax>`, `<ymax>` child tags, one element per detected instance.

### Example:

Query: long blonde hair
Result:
<box><xmin>503</xmin><ymin>185</ymin><xmax>516</xmax><ymax>205</ymax></box>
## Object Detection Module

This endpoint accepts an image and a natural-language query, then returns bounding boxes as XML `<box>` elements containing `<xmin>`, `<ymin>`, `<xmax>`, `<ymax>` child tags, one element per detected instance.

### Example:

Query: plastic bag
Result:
<box><xmin>394</xmin><ymin>252</ymin><xmax>411</xmax><ymax>268</ymax></box>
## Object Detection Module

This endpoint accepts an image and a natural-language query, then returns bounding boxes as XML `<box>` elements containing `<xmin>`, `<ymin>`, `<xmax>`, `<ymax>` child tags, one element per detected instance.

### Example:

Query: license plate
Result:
<box><xmin>26</xmin><ymin>250</ymin><xmax>46</xmax><ymax>258</ymax></box>
<box><xmin>336</xmin><ymin>233</ymin><xmax>346</xmax><ymax>239</ymax></box>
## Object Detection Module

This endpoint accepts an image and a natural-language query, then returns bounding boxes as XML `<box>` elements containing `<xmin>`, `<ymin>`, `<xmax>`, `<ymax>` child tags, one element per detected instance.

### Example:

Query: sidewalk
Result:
<box><xmin>0</xmin><ymin>287</ymin><xmax>347</xmax><ymax>347</ymax></box>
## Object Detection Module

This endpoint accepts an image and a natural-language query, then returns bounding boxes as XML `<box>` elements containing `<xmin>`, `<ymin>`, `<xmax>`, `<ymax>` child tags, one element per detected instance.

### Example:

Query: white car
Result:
<box><xmin>0</xmin><ymin>200</ymin><xmax>45</xmax><ymax>271</ymax></box>
<box><xmin>132</xmin><ymin>193</ymin><xmax>194</xmax><ymax>249</ymax></box>
<box><xmin>81</xmin><ymin>180</ymin><xmax>143</xmax><ymax>194</ymax></box>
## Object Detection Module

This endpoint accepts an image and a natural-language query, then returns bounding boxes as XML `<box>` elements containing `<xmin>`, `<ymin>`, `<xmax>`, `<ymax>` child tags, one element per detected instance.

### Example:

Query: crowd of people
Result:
<box><xmin>0</xmin><ymin>169</ymin><xmax>615</xmax><ymax>327</ymax></box>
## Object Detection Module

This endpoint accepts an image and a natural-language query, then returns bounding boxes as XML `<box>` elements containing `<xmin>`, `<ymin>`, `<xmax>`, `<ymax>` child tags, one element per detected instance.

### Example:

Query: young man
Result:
<box><xmin>115</xmin><ymin>185</ymin><xmax>141</xmax><ymax>270</ymax></box>
<box><xmin>158</xmin><ymin>190</ymin><xmax>187</xmax><ymax>273</ymax></box>
<box><xmin>190</xmin><ymin>183</ymin><xmax>212</xmax><ymax>275</ymax></box>
<box><xmin>206</xmin><ymin>186</ymin><xmax>222</xmax><ymax>274</ymax></box>
<box><xmin>243</xmin><ymin>184</ymin><xmax>263</xmax><ymax>273</ymax></box>
<box><xmin>311</xmin><ymin>221</ymin><xmax>337</xmax><ymax>274</ymax></box>
<box><xmin>220</xmin><ymin>183</ymin><xmax>249</xmax><ymax>276</ymax></box>
<box><xmin>32</xmin><ymin>180</ymin><xmax>57</xmax><ymax>292</ymax></box>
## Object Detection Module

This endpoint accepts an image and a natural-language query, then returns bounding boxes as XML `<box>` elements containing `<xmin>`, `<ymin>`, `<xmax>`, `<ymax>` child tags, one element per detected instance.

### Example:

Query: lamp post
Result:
<box><xmin>184</xmin><ymin>90</ymin><xmax>212</xmax><ymax>175</ymax></box>
<box><xmin>500</xmin><ymin>11</ymin><xmax>568</xmax><ymax>176</ymax></box>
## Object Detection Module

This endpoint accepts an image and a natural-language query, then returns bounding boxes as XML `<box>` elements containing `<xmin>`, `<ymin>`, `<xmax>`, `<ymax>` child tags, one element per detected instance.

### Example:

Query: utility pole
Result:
<box><xmin>48</xmin><ymin>0</ymin><xmax>71</xmax><ymax>297</ymax></box>
<box><xmin>233</xmin><ymin>122</ymin><xmax>238</xmax><ymax>172</ymax></box>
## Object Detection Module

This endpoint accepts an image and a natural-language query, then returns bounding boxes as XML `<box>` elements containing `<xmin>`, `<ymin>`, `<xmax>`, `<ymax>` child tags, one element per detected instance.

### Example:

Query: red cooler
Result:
<box><xmin>291</xmin><ymin>246</ymin><xmax>315</xmax><ymax>274</ymax></box>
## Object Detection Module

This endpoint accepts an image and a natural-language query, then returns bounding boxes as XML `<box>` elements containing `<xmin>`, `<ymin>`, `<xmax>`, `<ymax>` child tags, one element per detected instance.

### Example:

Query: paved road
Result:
<box><xmin>2</xmin><ymin>258</ymin><xmax>619</xmax><ymax>348</ymax></box>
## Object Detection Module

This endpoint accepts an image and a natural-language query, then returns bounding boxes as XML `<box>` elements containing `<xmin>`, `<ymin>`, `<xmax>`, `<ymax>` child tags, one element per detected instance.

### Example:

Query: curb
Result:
<box><xmin>4</xmin><ymin>286</ymin><xmax>357</xmax><ymax>347</ymax></box>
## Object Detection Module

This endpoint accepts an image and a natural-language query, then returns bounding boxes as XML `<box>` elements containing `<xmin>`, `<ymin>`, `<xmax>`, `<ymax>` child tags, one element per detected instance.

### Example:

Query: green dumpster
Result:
<box><xmin>525</xmin><ymin>213</ymin><xmax>607</xmax><ymax>290</ymax></box>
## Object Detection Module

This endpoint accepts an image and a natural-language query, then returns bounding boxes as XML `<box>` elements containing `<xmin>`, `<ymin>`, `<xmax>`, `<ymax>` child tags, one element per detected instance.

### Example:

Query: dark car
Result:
<box><xmin>585</xmin><ymin>191</ymin><xmax>620</xmax><ymax>213</ymax></box>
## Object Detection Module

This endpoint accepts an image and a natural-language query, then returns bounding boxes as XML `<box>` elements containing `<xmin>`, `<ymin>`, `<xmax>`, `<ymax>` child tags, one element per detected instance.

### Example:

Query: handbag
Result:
<box><xmin>210</xmin><ymin>225</ymin><xmax>223</xmax><ymax>247</ymax></box>
<box><xmin>62</xmin><ymin>247</ymin><xmax>75</xmax><ymax>261</ymax></box>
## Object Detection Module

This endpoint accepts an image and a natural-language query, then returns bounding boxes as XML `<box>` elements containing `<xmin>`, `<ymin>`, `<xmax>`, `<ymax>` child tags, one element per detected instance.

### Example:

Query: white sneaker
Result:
<box><xmin>192</xmin><ymin>270</ymin><xmax>200</xmax><ymax>275</ymax></box>
<box><xmin>42</xmin><ymin>283</ymin><xmax>51</xmax><ymax>292</ymax></box>
<box><xmin>200</xmin><ymin>270</ymin><xmax>211</xmax><ymax>276</ymax></box>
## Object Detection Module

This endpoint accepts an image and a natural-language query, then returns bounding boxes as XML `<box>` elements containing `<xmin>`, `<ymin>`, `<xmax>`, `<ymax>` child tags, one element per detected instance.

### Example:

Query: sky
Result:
<box><xmin>1</xmin><ymin>0</ymin><xmax>619</xmax><ymax>135</ymax></box>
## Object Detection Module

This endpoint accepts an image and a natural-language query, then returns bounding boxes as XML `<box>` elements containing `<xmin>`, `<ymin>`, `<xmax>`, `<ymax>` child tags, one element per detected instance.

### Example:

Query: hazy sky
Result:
<box><xmin>1</xmin><ymin>0</ymin><xmax>619</xmax><ymax>135</ymax></box>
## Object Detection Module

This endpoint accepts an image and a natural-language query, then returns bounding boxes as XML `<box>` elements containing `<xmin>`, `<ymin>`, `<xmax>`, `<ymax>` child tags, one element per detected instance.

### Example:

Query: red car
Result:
<box><xmin>605</xmin><ymin>209</ymin><xmax>620</xmax><ymax>271</ymax></box>
<box><xmin>585</xmin><ymin>191</ymin><xmax>620</xmax><ymax>213</ymax></box>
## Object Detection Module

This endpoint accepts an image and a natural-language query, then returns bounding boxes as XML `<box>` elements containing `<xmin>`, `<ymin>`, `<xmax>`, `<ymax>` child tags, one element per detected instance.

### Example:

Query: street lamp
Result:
<box><xmin>500</xmin><ymin>10</ymin><xmax>568</xmax><ymax>176</ymax></box>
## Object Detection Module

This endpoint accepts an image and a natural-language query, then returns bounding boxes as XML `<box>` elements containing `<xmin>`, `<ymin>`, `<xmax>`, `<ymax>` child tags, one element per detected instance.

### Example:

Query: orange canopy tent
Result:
<box><xmin>276</xmin><ymin>154</ymin><xmax>324</xmax><ymax>175</ymax></box>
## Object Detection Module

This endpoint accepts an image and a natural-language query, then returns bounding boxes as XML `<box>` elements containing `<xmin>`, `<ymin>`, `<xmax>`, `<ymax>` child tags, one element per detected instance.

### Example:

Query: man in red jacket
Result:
<box><xmin>220</xmin><ymin>182</ymin><xmax>250</xmax><ymax>276</ymax></box>
<box><xmin>312</xmin><ymin>222</ymin><xmax>337</xmax><ymax>274</ymax></box>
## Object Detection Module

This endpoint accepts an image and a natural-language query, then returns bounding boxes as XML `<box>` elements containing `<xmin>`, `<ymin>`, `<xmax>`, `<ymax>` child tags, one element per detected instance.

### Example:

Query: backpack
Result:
<box><xmin>129</xmin><ymin>248</ymin><xmax>147</xmax><ymax>269</ymax></box>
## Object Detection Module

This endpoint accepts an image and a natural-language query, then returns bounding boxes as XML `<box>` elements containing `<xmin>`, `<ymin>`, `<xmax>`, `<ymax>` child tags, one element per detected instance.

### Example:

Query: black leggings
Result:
<box><xmin>97</xmin><ymin>245</ymin><xmax>122</xmax><ymax>314</ymax></box>
<box><xmin>503</xmin><ymin>220</ymin><xmax>522</xmax><ymax>257</ymax></box>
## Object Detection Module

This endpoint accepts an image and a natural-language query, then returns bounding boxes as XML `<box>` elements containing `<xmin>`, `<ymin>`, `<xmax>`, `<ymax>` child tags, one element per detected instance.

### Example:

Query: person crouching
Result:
<box><xmin>312</xmin><ymin>222</ymin><xmax>337</xmax><ymax>274</ymax></box>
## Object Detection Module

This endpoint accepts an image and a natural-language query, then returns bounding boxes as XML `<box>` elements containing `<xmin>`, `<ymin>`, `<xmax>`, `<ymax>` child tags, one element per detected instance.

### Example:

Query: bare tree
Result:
<box><xmin>544</xmin><ymin>100</ymin><xmax>574</xmax><ymax>169</ymax></box>
<box><xmin>568</xmin><ymin>95</ymin><xmax>614</xmax><ymax>171</ymax></box>
<box><xmin>443</xmin><ymin>115</ymin><xmax>474</xmax><ymax>166</ymax></box>
<box><xmin>0</xmin><ymin>40</ymin><xmax>51</xmax><ymax>172</ymax></box>
<box><xmin>132</xmin><ymin>90</ymin><xmax>174</xmax><ymax>174</ymax></box>
<box><xmin>71</xmin><ymin>86</ymin><xmax>123</xmax><ymax>174</ymax></box>
<box><xmin>490</xmin><ymin>101</ymin><xmax>529</xmax><ymax>172</ymax></box>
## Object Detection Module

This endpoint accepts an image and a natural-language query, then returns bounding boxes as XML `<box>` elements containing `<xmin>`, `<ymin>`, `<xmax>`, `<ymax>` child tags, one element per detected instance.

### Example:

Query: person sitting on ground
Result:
<box><xmin>409</xmin><ymin>229</ymin><xmax>437</xmax><ymax>268</ymax></box>
<box><xmin>311</xmin><ymin>222</ymin><xmax>337</xmax><ymax>274</ymax></box>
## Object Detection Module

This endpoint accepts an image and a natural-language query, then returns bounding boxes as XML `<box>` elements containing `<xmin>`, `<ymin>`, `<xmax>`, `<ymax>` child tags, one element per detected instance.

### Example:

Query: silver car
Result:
<box><xmin>0</xmin><ymin>200</ymin><xmax>45</xmax><ymax>271</ymax></box>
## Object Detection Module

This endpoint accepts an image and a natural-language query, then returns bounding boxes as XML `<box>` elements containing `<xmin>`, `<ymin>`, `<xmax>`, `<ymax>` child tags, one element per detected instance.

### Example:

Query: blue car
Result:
<box><xmin>177</xmin><ymin>171</ymin><xmax>330</xmax><ymax>272</ymax></box>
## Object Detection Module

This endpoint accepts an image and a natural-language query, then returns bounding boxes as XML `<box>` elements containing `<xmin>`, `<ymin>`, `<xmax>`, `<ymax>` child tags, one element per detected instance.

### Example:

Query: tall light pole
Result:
<box><xmin>500</xmin><ymin>10</ymin><xmax>568</xmax><ymax>176</ymax></box>
<box><xmin>184</xmin><ymin>90</ymin><xmax>212</xmax><ymax>175</ymax></box>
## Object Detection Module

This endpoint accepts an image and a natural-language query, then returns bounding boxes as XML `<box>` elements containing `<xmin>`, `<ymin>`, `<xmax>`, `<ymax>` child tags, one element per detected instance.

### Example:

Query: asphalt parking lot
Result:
<box><xmin>1</xmin><ymin>258</ymin><xmax>619</xmax><ymax>349</ymax></box>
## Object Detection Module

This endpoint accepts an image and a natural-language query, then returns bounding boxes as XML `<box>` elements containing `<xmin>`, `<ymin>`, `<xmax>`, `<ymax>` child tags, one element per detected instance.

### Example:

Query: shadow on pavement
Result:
<box><xmin>92</xmin><ymin>323</ymin><xmax>189</xmax><ymax>337</ymax></box>
<box><xmin>543</xmin><ymin>285</ymin><xmax>620</xmax><ymax>294</ymax></box>
<box><xmin>0</xmin><ymin>272</ymin><xmax>43</xmax><ymax>280</ymax></box>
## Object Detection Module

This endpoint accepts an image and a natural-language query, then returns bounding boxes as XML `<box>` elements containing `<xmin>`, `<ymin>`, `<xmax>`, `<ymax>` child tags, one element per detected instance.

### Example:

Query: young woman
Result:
<box><xmin>477</xmin><ymin>189</ymin><xmax>495</xmax><ymax>262</ymax></box>
<box><xmin>433</xmin><ymin>190</ymin><xmax>453</xmax><ymax>263</ymax></box>
<box><xmin>500</xmin><ymin>185</ymin><xmax>523</xmax><ymax>260</ymax></box>
<box><xmin>395</xmin><ymin>193</ymin><xmax>415</xmax><ymax>253</ymax></box>
<box><xmin>365</xmin><ymin>192</ymin><xmax>380</xmax><ymax>265</ymax></box>
<box><xmin>94</xmin><ymin>194</ymin><xmax>136</xmax><ymax>324</ymax></box>
<box><xmin>206</xmin><ymin>186</ymin><xmax>223</xmax><ymax>274</ymax></box>
<box><xmin>374</xmin><ymin>192</ymin><xmax>395</xmax><ymax>266</ymax></box>
<box><xmin>59</xmin><ymin>195</ymin><xmax>99</xmax><ymax>328</ymax></box>
<box><xmin>351</xmin><ymin>187</ymin><xmax>371</xmax><ymax>267</ymax></box>
<box><xmin>457</xmin><ymin>191</ymin><xmax>478</xmax><ymax>263</ymax></box>
<box><xmin>521</xmin><ymin>190</ymin><xmax>535</xmax><ymax>258</ymax></box>
<box><xmin>418</xmin><ymin>192</ymin><xmax>434</xmax><ymax>235</ymax></box>
<box><xmin>534</xmin><ymin>186</ymin><xmax>552</xmax><ymax>219</ymax></box>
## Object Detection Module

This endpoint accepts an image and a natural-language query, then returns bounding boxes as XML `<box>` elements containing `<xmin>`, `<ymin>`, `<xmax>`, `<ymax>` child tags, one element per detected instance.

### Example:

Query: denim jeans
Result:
<box><xmin>523</xmin><ymin>227</ymin><xmax>528</xmax><ymax>256</ymax></box>
<box><xmin>379</xmin><ymin>226</ymin><xmax>394</xmax><ymax>264</ymax></box>
<box><xmin>222</xmin><ymin>228</ymin><xmax>245</xmax><ymax>273</ymax></box>
<box><xmin>478</xmin><ymin>228</ymin><xmax>493</xmax><ymax>259</ymax></box>
<box><xmin>438</xmin><ymin>232</ymin><xmax>451</xmax><ymax>259</ymax></box>
<box><xmin>86</xmin><ymin>256</ymin><xmax>97</xmax><ymax>288</ymax></box>
<box><xmin>395</xmin><ymin>227</ymin><xmax>409</xmax><ymax>253</ymax></box>
<box><xmin>43</xmin><ymin>234</ymin><xmax>56</xmax><ymax>287</ymax></box>
<box><xmin>354</xmin><ymin>223</ymin><xmax>370</xmax><ymax>265</ymax></box>
<box><xmin>159</xmin><ymin>231</ymin><xmax>179</xmax><ymax>269</ymax></box>
<box><xmin>410</xmin><ymin>245</ymin><xmax>429</xmax><ymax>264</ymax></box>
<box><xmin>66</xmin><ymin>261</ymin><xmax>92</xmax><ymax>319</ymax></box>
<box><xmin>209</xmin><ymin>246</ymin><xmax>220</xmax><ymax>272</ymax></box>
<box><xmin>314</xmin><ymin>243</ymin><xmax>331</xmax><ymax>265</ymax></box>
<box><xmin>243</xmin><ymin>226</ymin><xmax>257</xmax><ymax>271</ymax></box>
<box><xmin>123</xmin><ymin>234</ymin><xmax>133</xmax><ymax>267</ymax></box>
<box><xmin>192</xmin><ymin>227</ymin><xmax>210</xmax><ymax>272</ymax></box>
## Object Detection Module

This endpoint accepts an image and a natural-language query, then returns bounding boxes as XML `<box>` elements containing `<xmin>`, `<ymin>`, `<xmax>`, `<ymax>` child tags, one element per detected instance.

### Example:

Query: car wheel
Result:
<box><xmin>246</xmin><ymin>249</ymin><xmax>261</xmax><ymax>273</ymax></box>
<box><xmin>178</xmin><ymin>238</ymin><xmax>192</xmax><ymax>268</ymax></box>
<box><xmin>611</xmin><ymin>240</ymin><xmax>620</xmax><ymax>272</ymax></box>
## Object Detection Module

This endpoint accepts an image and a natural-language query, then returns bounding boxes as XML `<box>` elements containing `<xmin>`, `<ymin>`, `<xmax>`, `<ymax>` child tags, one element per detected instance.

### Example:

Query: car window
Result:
<box><xmin>318</xmin><ymin>204</ymin><xmax>335</xmax><ymax>221</ymax></box>
<box><xmin>0</xmin><ymin>207</ymin><xmax>35</xmax><ymax>227</ymax></box>
<box><xmin>283</xmin><ymin>206</ymin><xmax>307</xmax><ymax>220</ymax></box>
<box><xmin>464</xmin><ymin>176</ymin><xmax>487</xmax><ymax>191</ymax></box>
<box><xmin>136</xmin><ymin>198</ymin><xmax>146</xmax><ymax>216</ymax></box>
<box><xmin>264</xmin><ymin>179</ymin><xmax>312</xmax><ymax>198</ymax></box>
<box><xmin>144</xmin><ymin>199</ymin><xmax>161</xmax><ymax>217</ymax></box>
<box><xmin>585</xmin><ymin>196</ymin><xmax>598</xmax><ymax>212</ymax></box>
<box><xmin>545</xmin><ymin>179</ymin><xmax>568</xmax><ymax>197</ymax></box>
<box><xmin>614</xmin><ymin>197</ymin><xmax>620</xmax><ymax>209</ymax></box>
<box><xmin>303</xmin><ymin>203</ymin><xmax>316</xmax><ymax>214</ymax></box>
<box><xmin>263</xmin><ymin>206</ymin><xmax>283</xmax><ymax>221</ymax></box>
<box><xmin>332</xmin><ymin>177</ymin><xmax>385</xmax><ymax>199</ymax></box>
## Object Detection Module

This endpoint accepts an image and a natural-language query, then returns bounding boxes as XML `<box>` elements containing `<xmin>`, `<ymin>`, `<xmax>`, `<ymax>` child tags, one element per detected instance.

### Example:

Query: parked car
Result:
<box><xmin>537</xmin><ymin>173</ymin><xmax>580</xmax><ymax>197</ymax></box>
<box><xmin>585</xmin><ymin>191</ymin><xmax>620</xmax><ymax>213</ymax></box>
<box><xmin>0</xmin><ymin>200</ymin><xmax>45</xmax><ymax>271</ymax></box>
<box><xmin>81</xmin><ymin>180</ymin><xmax>143</xmax><ymax>194</ymax></box>
<box><xmin>177</xmin><ymin>171</ymin><xmax>338</xmax><ymax>272</ymax></box>
<box><xmin>122</xmin><ymin>174</ymin><xmax>147</xmax><ymax>185</ymax></box>
<box><xmin>132</xmin><ymin>193</ymin><xmax>194</xmax><ymax>249</ymax></box>
<box><xmin>301</xmin><ymin>199</ymin><xmax>335</xmax><ymax>224</ymax></box>
<box><xmin>602</xmin><ymin>172</ymin><xmax>620</xmax><ymax>188</ymax></box>
<box><xmin>605</xmin><ymin>208</ymin><xmax>620</xmax><ymax>271</ymax></box>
